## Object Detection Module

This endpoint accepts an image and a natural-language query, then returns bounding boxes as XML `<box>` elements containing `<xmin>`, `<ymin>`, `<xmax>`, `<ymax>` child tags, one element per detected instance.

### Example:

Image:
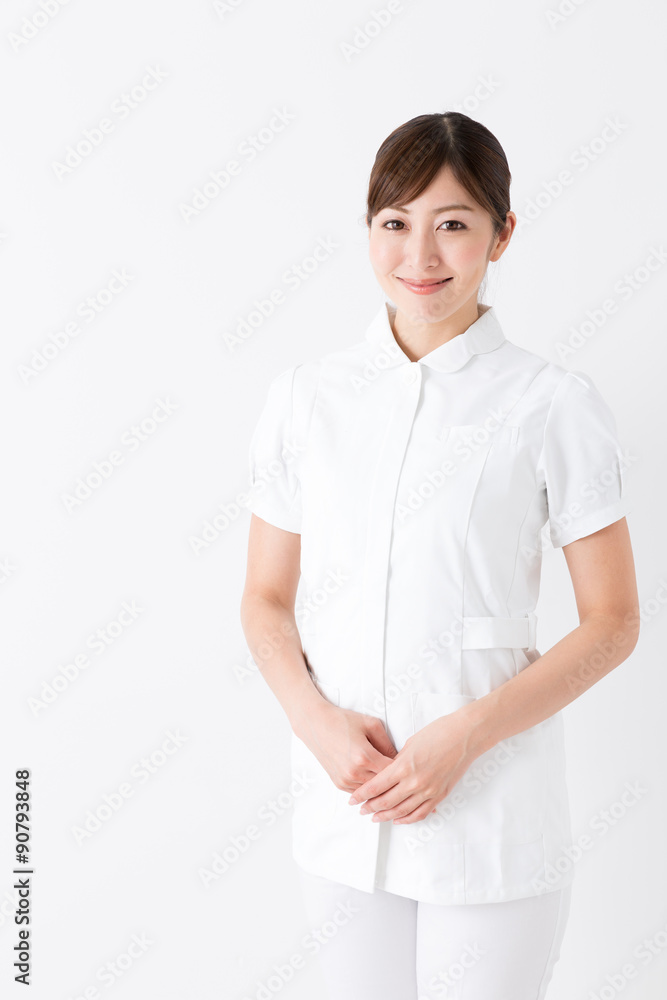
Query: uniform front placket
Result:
<box><xmin>360</xmin><ymin>359</ymin><xmax>423</xmax><ymax>722</ymax></box>
<box><xmin>352</xmin><ymin>358</ymin><xmax>423</xmax><ymax>884</ymax></box>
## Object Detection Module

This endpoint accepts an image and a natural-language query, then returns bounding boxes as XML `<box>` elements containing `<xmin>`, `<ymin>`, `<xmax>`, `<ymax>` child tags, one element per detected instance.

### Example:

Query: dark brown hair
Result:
<box><xmin>365</xmin><ymin>112</ymin><xmax>511</xmax><ymax>240</ymax></box>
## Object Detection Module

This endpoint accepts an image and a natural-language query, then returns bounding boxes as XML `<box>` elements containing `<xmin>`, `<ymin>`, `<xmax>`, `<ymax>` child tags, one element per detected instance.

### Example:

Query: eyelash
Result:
<box><xmin>381</xmin><ymin>219</ymin><xmax>467</xmax><ymax>232</ymax></box>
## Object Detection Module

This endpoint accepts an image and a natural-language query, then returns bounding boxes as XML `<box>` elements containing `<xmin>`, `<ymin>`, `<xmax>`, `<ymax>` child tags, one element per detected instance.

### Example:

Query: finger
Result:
<box><xmin>359</xmin><ymin>788</ymin><xmax>407</xmax><ymax>815</ymax></box>
<box><xmin>348</xmin><ymin>766</ymin><xmax>399</xmax><ymax>805</ymax></box>
<box><xmin>365</xmin><ymin>722</ymin><xmax>398</xmax><ymax>759</ymax></box>
<box><xmin>363</xmin><ymin>746</ymin><xmax>398</xmax><ymax>772</ymax></box>
<box><xmin>338</xmin><ymin>754</ymin><xmax>394</xmax><ymax>792</ymax></box>
<box><xmin>389</xmin><ymin>798</ymin><xmax>437</xmax><ymax>824</ymax></box>
<box><xmin>368</xmin><ymin>793</ymin><xmax>427</xmax><ymax>822</ymax></box>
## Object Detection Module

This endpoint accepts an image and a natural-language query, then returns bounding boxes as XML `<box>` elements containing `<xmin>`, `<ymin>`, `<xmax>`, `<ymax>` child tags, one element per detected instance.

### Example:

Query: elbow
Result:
<box><xmin>618</xmin><ymin>603</ymin><xmax>642</xmax><ymax>654</ymax></box>
<box><xmin>584</xmin><ymin>606</ymin><xmax>641</xmax><ymax>657</ymax></box>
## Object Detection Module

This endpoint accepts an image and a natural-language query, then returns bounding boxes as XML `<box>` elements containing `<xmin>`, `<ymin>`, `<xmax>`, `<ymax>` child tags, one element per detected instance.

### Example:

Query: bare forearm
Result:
<box><xmin>240</xmin><ymin>593</ymin><xmax>329</xmax><ymax>735</ymax></box>
<box><xmin>462</xmin><ymin>612</ymin><xmax>640</xmax><ymax>759</ymax></box>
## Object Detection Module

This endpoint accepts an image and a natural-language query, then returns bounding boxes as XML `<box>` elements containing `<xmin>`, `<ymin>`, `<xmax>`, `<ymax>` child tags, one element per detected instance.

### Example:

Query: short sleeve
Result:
<box><xmin>244</xmin><ymin>366</ymin><xmax>303</xmax><ymax>534</ymax></box>
<box><xmin>538</xmin><ymin>370</ymin><xmax>632</xmax><ymax>548</ymax></box>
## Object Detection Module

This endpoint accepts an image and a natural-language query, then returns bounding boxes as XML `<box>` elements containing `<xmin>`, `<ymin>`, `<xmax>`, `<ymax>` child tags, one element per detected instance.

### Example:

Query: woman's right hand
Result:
<box><xmin>296</xmin><ymin>698</ymin><xmax>398</xmax><ymax>794</ymax></box>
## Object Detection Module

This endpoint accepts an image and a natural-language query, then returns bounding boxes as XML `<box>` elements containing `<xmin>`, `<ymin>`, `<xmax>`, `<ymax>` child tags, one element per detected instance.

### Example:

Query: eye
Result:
<box><xmin>439</xmin><ymin>220</ymin><xmax>467</xmax><ymax>231</ymax></box>
<box><xmin>381</xmin><ymin>219</ymin><xmax>406</xmax><ymax>230</ymax></box>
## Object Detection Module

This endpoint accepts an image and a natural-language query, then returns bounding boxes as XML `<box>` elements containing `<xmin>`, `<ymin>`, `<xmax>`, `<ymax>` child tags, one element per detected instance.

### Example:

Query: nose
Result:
<box><xmin>403</xmin><ymin>230</ymin><xmax>442</xmax><ymax>272</ymax></box>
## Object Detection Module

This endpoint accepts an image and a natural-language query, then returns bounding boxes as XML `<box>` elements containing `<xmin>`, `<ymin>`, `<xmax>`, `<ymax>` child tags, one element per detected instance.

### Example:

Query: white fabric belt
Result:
<box><xmin>461</xmin><ymin>613</ymin><xmax>537</xmax><ymax>650</ymax></box>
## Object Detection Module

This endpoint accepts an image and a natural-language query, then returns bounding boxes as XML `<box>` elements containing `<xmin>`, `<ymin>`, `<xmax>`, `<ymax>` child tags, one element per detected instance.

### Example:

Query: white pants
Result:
<box><xmin>297</xmin><ymin>865</ymin><xmax>572</xmax><ymax>1000</ymax></box>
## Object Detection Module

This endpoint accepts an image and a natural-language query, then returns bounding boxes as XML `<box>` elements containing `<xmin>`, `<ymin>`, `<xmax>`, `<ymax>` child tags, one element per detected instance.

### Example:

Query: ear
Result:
<box><xmin>489</xmin><ymin>211</ymin><xmax>517</xmax><ymax>263</ymax></box>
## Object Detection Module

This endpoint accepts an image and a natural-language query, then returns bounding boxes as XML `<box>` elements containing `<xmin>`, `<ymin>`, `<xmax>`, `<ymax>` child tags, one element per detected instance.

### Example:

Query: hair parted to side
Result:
<box><xmin>365</xmin><ymin>112</ymin><xmax>511</xmax><ymax>239</ymax></box>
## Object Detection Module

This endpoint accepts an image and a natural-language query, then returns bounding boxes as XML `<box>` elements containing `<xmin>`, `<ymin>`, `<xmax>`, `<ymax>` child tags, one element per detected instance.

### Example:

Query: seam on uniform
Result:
<box><xmin>533</xmin><ymin>887</ymin><xmax>566</xmax><ymax>999</ymax></box>
<box><xmin>304</xmin><ymin>358</ymin><xmax>324</xmax><ymax>458</ymax></box>
<box><xmin>460</xmin><ymin>364</ymin><xmax>548</xmax><ymax>677</ymax></box>
<box><xmin>505</xmin><ymin>481</ymin><xmax>544</xmax><ymax>610</ymax></box>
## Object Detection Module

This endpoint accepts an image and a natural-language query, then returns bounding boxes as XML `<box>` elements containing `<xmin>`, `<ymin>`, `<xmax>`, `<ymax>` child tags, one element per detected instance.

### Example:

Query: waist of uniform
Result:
<box><xmin>461</xmin><ymin>612</ymin><xmax>537</xmax><ymax>650</ymax></box>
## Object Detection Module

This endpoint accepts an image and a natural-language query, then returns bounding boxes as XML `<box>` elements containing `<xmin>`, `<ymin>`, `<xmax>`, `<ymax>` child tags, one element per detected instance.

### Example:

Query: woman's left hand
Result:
<box><xmin>347</xmin><ymin>706</ymin><xmax>482</xmax><ymax>824</ymax></box>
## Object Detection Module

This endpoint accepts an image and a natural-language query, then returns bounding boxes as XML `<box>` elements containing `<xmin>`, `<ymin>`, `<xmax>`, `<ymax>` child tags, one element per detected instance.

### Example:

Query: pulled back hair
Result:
<box><xmin>365</xmin><ymin>112</ymin><xmax>511</xmax><ymax>241</ymax></box>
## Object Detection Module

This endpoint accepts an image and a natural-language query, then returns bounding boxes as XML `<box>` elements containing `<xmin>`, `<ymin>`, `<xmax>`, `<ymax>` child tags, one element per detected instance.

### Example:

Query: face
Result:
<box><xmin>367</xmin><ymin>164</ymin><xmax>515</xmax><ymax>328</ymax></box>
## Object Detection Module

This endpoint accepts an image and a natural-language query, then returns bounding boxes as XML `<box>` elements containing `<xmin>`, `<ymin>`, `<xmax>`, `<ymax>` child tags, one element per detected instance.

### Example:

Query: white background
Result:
<box><xmin>1</xmin><ymin>0</ymin><xmax>665</xmax><ymax>997</ymax></box>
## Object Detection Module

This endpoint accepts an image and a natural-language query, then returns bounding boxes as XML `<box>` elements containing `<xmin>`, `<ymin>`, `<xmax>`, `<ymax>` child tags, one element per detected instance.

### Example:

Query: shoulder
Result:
<box><xmin>500</xmin><ymin>339</ymin><xmax>603</xmax><ymax>402</ymax></box>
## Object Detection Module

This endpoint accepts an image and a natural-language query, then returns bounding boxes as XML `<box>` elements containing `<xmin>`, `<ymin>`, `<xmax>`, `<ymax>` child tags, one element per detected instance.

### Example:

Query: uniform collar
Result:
<box><xmin>364</xmin><ymin>299</ymin><xmax>506</xmax><ymax>373</ymax></box>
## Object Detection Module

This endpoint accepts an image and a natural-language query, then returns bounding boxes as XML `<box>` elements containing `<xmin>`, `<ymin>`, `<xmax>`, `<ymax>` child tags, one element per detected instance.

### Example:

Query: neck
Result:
<box><xmin>389</xmin><ymin>299</ymin><xmax>482</xmax><ymax>363</ymax></box>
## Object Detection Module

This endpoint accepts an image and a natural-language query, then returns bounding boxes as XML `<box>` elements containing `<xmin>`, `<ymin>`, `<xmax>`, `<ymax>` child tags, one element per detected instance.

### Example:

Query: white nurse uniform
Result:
<box><xmin>244</xmin><ymin>300</ymin><xmax>632</xmax><ymax>905</ymax></box>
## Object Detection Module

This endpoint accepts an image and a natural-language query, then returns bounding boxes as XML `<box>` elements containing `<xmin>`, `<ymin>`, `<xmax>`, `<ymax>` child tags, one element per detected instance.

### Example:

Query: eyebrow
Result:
<box><xmin>383</xmin><ymin>203</ymin><xmax>476</xmax><ymax>214</ymax></box>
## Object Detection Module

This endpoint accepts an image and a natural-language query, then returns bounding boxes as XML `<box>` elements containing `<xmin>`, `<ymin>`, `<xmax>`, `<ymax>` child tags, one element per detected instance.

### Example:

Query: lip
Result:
<box><xmin>397</xmin><ymin>276</ymin><xmax>453</xmax><ymax>295</ymax></box>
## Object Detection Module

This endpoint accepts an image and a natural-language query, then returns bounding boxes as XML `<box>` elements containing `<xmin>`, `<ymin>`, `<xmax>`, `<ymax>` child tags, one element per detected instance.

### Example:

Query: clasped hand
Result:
<box><xmin>297</xmin><ymin>700</ymin><xmax>478</xmax><ymax>825</ymax></box>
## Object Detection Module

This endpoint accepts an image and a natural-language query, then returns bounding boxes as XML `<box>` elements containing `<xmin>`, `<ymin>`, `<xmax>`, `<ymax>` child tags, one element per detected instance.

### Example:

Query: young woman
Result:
<box><xmin>240</xmin><ymin>112</ymin><xmax>639</xmax><ymax>1000</ymax></box>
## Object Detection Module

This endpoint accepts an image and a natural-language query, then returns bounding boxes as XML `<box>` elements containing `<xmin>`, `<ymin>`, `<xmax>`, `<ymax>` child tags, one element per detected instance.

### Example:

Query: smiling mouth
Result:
<box><xmin>397</xmin><ymin>277</ymin><xmax>452</xmax><ymax>286</ymax></box>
